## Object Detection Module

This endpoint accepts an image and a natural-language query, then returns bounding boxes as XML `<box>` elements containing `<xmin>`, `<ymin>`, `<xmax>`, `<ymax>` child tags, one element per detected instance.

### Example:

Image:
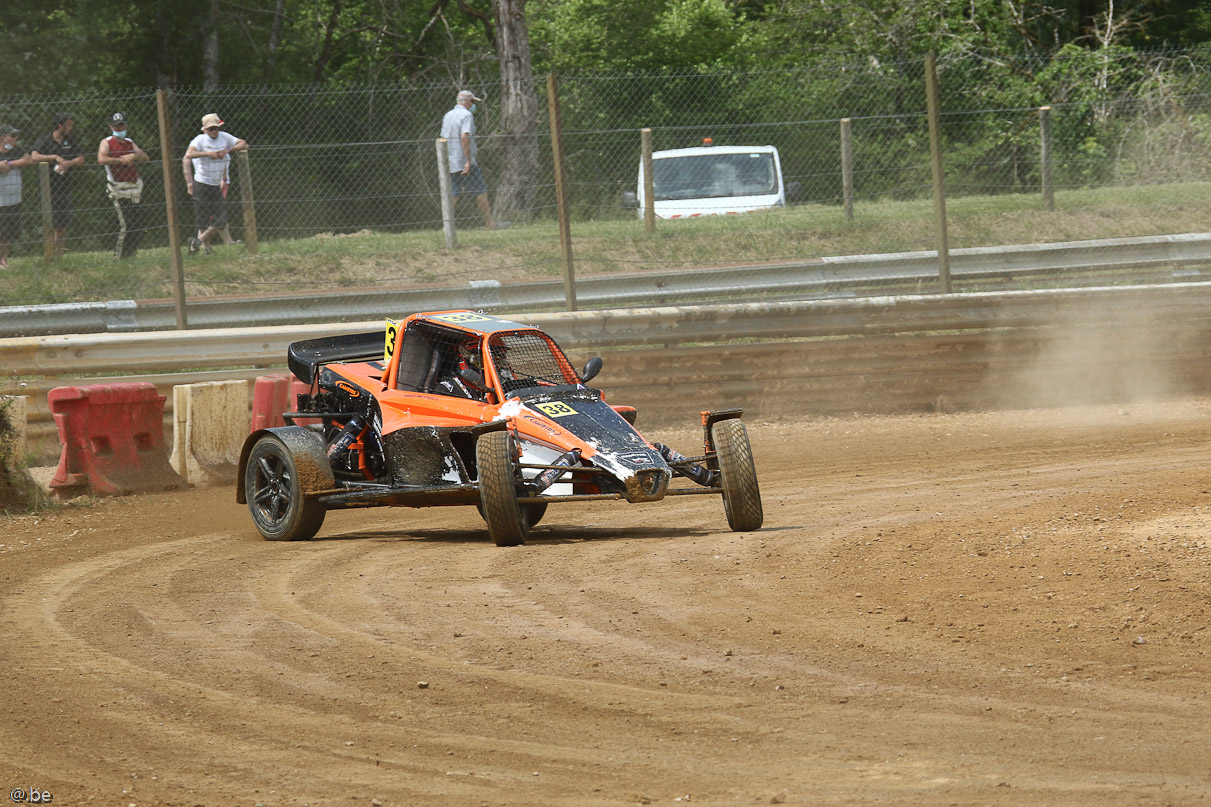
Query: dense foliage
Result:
<box><xmin>3</xmin><ymin>0</ymin><xmax>1210</xmax><ymax>93</ymax></box>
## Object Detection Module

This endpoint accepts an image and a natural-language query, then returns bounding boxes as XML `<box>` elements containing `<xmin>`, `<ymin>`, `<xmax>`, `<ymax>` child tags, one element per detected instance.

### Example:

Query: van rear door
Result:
<box><xmin>636</xmin><ymin>145</ymin><xmax>786</xmax><ymax>219</ymax></box>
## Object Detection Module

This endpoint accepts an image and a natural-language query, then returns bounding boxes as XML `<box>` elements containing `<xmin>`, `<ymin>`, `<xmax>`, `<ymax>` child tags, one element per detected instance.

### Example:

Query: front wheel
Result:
<box><xmin>524</xmin><ymin>502</ymin><xmax>548</xmax><ymax>528</ymax></box>
<box><xmin>475</xmin><ymin>501</ymin><xmax>547</xmax><ymax>528</ymax></box>
<box><xmin>711</xmin><ymin>419</ymin><xmax>763</xmax><ymax>532</ymax></box>
<box><xmin>477</xmin><ymin>430</ymin><xmax>528</xmax><ymax>547</ymax></box>
<box><xmin>245</xmin><ymin>436</ymin><xmax>326</xmax><ymax>540</ymax></box>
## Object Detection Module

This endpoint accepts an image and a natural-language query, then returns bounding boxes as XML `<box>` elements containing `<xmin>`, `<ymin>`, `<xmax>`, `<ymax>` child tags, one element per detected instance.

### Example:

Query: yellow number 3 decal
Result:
<box><xmin>534</xmin><ymin>401</ymin><xmax>577</xmax><ymax>418</ymax></box>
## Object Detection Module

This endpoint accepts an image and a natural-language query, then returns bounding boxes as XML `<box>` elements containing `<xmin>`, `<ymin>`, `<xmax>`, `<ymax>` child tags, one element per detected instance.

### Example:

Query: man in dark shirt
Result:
<box><xmin>31</xmin><ymin>113</ymin><xmax>84</xmax><ymax>259</ymax></box>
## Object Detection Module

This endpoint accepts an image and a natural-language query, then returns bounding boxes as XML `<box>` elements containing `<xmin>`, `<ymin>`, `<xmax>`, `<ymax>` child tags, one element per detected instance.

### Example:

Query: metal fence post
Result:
<box><xmin>641</xmin><ymin>127</ymin><xmax>655</xmax><ymax>233</ymax></box>
<box><xmin>156</xmin><ymin>88</ymin><xmax>188</xmax><ymax>329</ymax></box>
<box><xmin>235</xmin><ymin>150</ymin><xmax>259</xmax><ymax>253</ymax></box>
<box><xmin>925</xmin><ymin>53</ymin><xmax>952</xmax><ymax>294</ymax></box>
<box><xmin>840</xmin><ymin>118</ymin><xmax>854</xmax><ymax>222</ymax></box>
<box><xmin>435</xmin><ymin>138</ymin><xmax>456</xmax><ymax>248</ymax></box>
<box><xmin>547</xmin><ymin>72</ymin><xmax>576</xmax><ymax>312</ymax></box>
<box><xmin>1039</xmin><ymin>105</ymin><xmax>1054</xmax><ymax>211</ymax></box>
<box><xmin>38</xmin><ymin>163</ymin><xmax>55</xmax><ymax>264</ymax></box>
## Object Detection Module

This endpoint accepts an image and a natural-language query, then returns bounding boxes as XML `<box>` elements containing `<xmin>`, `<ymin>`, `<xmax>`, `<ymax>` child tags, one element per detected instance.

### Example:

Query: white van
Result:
<box><xmin>623</xmin><ymin>142</ymin><xmax>799</xmax><ymax>219</ymax></box>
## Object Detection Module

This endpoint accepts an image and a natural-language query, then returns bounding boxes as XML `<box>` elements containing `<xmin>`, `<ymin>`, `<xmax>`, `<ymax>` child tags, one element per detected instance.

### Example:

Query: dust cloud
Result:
<box><xmin>986</xmin><ymin>296</ymin><xmax>1184</xmax><ymax>412</ymax></box>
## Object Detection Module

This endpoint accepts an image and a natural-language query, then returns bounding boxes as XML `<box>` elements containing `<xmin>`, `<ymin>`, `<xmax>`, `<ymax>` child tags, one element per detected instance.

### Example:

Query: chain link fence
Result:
<box><xmin>1</xmin><ymin>46</ymin><xmax>1210</xmax><ymax>317</ymax></box>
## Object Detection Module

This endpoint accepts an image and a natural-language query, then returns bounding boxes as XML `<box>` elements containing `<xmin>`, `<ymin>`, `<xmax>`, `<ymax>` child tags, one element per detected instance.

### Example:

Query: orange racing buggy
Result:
<box><xmin>237</xmin><ymin>310</ymin><xmax>762</xmax><ymax>545</ymax></box>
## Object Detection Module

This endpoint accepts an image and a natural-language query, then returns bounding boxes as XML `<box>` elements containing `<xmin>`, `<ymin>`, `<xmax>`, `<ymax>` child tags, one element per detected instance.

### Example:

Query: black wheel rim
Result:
<box><xmin>251</xmin><ymin>453</ymin><xmax>293</xmax><ymax>526</ymax></box>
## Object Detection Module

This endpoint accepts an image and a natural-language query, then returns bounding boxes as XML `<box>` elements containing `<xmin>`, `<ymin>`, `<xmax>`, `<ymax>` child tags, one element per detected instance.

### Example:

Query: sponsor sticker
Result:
<box><xmin>334</xmin><ymin>380</ymin><xmax>362</xmax><ymax>398</ymax></box>
<box><xmin>533</xmin><ymin>401</ymin><xmax>578</xmax><ymax>418</ymax></box>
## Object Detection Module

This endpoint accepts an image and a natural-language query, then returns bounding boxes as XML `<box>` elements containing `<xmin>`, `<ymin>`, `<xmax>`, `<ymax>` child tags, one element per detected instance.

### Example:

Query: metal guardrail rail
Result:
<box><xmin>3</xmin><ymin>233</ymin><xmax>1210</xmax><ymax>337</ymax></box>
<box><xmin>7</xmin><ymin>281</ymin><xmax>1211</xmax><ymax>457</ymax></box>
<box><xmin>4</xmin><ymin>280</ymin><xmax>1211</xmax><ymax>379</ymax></box>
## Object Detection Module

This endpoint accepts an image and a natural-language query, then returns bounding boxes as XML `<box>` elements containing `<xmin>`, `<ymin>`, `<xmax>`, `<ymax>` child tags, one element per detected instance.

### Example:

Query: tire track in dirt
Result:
<box><xmin>3</xmin><ymin>406</ymin><xmax>1211</xmax><ymax>804</ymax></box>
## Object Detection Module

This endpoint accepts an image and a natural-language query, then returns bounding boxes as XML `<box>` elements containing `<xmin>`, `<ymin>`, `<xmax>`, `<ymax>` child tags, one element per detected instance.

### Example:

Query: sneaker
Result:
<box><xmin>188</xmin><ymin>237</ymin><xmax>201</xmax><ymax>254</ymax></box>
<box><xmin>203</xmin><ymin>242</ymin><xmax>213</xmax><ymax>255</ymax></box>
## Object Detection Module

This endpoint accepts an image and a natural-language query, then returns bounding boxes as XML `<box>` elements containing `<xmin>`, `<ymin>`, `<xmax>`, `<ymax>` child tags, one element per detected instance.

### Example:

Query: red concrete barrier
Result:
<box><xmin>250</xmin><ymin>375</ymin><xmax>292</xmax><ymax>432</ymax></box>
<box><xmin>48</xmin><ymin>383</ymin><xmax>184</xmax><ymax>498</ymax></box>
<box><xmin>250</xmin><ymin>375</ymin><xmax>316</xmax><ymax>432</ymax></box>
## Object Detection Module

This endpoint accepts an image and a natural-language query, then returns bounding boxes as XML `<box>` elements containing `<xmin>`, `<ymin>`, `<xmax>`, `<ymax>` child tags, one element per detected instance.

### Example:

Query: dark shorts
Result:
<box><xmin>0</xmin><ymin>204</ymin><xmax>20</xmax><ymax>243</ymax></box>
<box><xmin>51</xmin><ymin>189</ymin><xmax>73</xmax><ymax>230</ymax></box>
<box><xmin>451</xmin><ymin>164</ymin><xmax>487</xmax><ymax>198</ymax></box>
<box><xmin>193</xmin><ymin>181</ymin><xmax>228</xmax><ymax>230</ymax></box>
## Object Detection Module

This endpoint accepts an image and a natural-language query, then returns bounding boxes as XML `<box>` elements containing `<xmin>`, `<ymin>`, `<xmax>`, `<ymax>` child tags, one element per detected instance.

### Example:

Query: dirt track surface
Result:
<box><xmin>3</xmin><ymin>401</ymin><xmax>1211</xmax><ymax>806</ymax></box>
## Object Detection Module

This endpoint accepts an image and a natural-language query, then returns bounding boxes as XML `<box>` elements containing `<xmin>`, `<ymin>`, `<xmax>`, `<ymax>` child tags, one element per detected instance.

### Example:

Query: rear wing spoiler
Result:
<box><xmin>287</xmin><ymin>330</ymin><xmax>384</xmax><ymax>385</ymax></box>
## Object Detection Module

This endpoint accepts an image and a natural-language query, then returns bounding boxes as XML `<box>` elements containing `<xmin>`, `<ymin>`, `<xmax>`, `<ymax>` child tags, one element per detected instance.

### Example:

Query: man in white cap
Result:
<box><xmin>184</xmin><ymin>113</ymin><xmax>248</xmax><ymax>254</ymax></box>
<box><xmin>440</xmin><ymin>89</ymin><xmax>497</xmax><ymax>230</ymax></box>
<box><xmin>97</xmin><ymin>112</ymin><xmax>150</xmax><ymax>259</ymax></box>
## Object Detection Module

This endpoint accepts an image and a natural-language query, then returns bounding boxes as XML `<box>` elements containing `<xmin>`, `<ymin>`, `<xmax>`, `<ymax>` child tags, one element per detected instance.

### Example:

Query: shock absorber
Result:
<box><xmin>530</xmin><ymin>448</ymin><xmax>581</xmax><ymax>493</ymax></box>
<box><xmin>326</xmin><ymin>416</ymin><xmax>365</xmax><ymax>459</ymax></box>
<box><xmin>654</xmin><ymin>443</ymin><xmax>717</xmax><ymax>487</ymax></box>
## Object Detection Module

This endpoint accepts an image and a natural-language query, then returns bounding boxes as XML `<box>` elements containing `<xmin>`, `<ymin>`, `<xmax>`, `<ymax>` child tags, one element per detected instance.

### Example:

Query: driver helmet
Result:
<box><xmin>458</xmin><ymin>338</ymin><xmax>484</xmax><ymax>375</ymax></box>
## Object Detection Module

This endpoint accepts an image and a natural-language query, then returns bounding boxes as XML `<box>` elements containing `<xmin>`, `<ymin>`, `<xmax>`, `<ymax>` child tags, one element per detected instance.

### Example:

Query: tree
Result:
<box><xmin>492</xmin><ymin>0</ymin><xmax>540</xmax><ymax>223</ymax></box>
<box><xmin>529</xmin><ymin>0</ymin><xmax>752</xmax><ymax>73</ymax></box>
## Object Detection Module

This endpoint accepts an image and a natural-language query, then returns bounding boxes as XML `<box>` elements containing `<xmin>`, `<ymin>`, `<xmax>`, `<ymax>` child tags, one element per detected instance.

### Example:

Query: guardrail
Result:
<box><xmin>3</xmin><ymin>281</ymin><xmax>1206</xmax><ymax>377</ymax></box>
<box><xmin>6</xmin><ymin>282</ymin><xmax>1211</xmax><ymax>459</ymax></box>
<box><xmin>3</xmin><ymin>233</ymin><xmax>1210</xmax><ymax>337</ymax></box>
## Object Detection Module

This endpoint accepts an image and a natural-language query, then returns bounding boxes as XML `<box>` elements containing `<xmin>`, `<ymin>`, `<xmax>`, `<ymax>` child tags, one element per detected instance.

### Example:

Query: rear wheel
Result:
<box><xmin>477</xmin><ymin>431</ymin><xmax>528</xmax><ymax>547</ymax></box>
<box><xmin>711</xmin><ymin>419</ymin><xmax>763</xmax><ymax>532</ymax></box>
<box><xmin>245</xmin><ymin>436</ymin><xmax>326</xmax><ymax>541</ymax></box>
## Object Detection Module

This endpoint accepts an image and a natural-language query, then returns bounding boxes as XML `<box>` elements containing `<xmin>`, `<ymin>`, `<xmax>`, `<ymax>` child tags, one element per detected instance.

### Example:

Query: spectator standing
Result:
<box><xmin>0</xmin><ymin>124</ymin><xmax>34</xmax><ymax>270</ymax></box>
<box><xmin>440</xmin><ymin>89</ymin><xmax>498</xmax><ymax>230</ymax></box>
<box><xmin>181</xmin><ymin>153</ymin><xmax>237</xmax><ymax>249</ymax></box>
<box><xmin>96</xmin><ymin>112</ymin><xmax>149</xmax><ymax>259</ymax></box>
<box><xmin>184</xmin><ymin>113</ymin><xmax>247</xmax><ymax>254</ymax></box>
<box><xmin>31</xmin><ymin>112</ymin><xmax>85</xmax><ymax>259</ymax></box>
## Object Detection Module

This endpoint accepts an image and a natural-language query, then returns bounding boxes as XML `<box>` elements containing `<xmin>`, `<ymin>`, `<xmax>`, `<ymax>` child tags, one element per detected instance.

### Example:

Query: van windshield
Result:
<box><xmin>652</xmin><ymin>152</ymin><xmax>777</xmax><ymax>201</ymax></box>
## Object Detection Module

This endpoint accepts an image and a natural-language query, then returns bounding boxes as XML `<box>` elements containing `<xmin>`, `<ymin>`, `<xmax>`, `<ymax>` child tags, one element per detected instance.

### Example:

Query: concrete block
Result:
<box><xmin>169</xmin><ymin>380</ymin><xmax>249</xmax><ymax>487</ymax></box>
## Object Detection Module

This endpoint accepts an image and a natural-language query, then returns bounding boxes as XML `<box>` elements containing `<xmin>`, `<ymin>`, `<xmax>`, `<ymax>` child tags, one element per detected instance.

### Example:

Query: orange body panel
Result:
<box><xmin>327</xmin><ymin>358</ymin><xmax>603</xmax><ymax>461</ymax></box>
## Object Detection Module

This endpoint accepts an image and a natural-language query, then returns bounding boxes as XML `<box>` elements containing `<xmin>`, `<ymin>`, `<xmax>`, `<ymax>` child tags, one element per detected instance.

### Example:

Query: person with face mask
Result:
<box><xmin>96</xmin><ymin>112</ymin><xmax>149</xmax><ymax>259</ymax></box>
<box><xmin>440</xmin><ymin>89</ymin><xmax>499</xmax><ymax>230</ymax></box>
<box><xmin>31</xmin><ymin>112</ymin><xmax>85</xmax><ymax>259</ymax></box>
<box><xmin>0</xmin><ymin>124</ymin><xmax>34</xmax><ymax>270</ymax></box>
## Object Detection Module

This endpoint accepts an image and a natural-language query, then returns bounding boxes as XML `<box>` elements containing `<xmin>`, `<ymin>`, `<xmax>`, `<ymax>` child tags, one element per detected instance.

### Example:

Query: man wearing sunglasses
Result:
<box><xmin>184</xmin><ymin>113</ymin><xmax>247</xmax><ymax>255</ymax></box>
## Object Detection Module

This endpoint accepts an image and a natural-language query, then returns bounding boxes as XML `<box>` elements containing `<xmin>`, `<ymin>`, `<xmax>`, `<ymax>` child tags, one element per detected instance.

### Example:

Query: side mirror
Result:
<box><xmin>621</xmin><ymin>191</ymin><xmax>638</xmax><ymax>209</ymax></box>
<box><xmin>581</xmin><ymin>356</ymin><xmax>603</xmax><ymax>383</ymax></box>
<box><xmin>786</xmin><ymin>181</ymin><xmax>803</xmax><ymax>202</ymax></box>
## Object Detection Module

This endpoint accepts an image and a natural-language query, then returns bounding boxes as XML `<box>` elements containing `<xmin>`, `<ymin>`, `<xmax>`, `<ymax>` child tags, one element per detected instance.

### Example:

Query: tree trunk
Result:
<box><xmin>492</xmin><ymin>0</ymin><xmax>540</xmax><ymax>224</ymax></box>
<box><xmin>267</xmin><ymin>0</ymin><xmax>286</xmax><ymax>70</ymax></box>
<box><xmin>313</xmin><ymin>0</ymin><xmax>346</xmax><ymax>83</ymax></box>
<box><xmin>203</xmin><ymin>0</ymin><xmax>220</xmax><ymax>89</ymax></box>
